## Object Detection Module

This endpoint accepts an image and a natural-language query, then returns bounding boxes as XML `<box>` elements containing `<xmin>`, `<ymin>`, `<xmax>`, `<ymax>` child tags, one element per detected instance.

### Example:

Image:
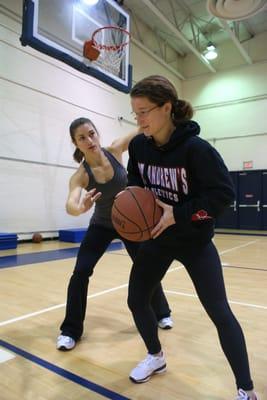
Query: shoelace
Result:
<box><xmin>137</xmin><ymin>354</ymin><xmax>157</xmax><ymax>368</ymax></box>
<box><xmin>59</xmin><ymin>336</ymin><xmax>72</xmax><ymax>343</ymax></box>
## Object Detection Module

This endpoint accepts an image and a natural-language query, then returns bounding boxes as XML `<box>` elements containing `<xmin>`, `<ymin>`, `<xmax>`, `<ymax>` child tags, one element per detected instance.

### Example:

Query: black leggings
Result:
<box><xmin>60</xmin><ymin>224</ymin><xmax>171</xmax><ymax>340</ymax></box>
<box><xmin>127</xmin><ymin>240</ymin><xmax>253</xmax><ymax>391</ymax></box>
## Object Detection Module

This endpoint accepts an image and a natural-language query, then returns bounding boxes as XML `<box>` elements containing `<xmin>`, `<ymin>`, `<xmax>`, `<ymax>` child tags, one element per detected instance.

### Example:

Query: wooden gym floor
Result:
<box><xmin>0</xmin><ymin>234</ymin><xmax>266</xmax><ymax>400</ymax></box>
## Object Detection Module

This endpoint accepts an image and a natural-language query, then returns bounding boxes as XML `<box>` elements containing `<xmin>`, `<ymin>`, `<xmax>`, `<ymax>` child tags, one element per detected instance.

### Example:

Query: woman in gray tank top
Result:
<box><xmin>57</xmin><ymin>117</ymin><xmax>173</xmax><ymax>351</ymax></box>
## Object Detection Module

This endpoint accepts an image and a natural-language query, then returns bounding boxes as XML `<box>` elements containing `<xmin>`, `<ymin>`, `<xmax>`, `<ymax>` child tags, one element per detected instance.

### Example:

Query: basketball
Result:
<box><xmin>111</xmin><ymin>186</ymin><xmax>162</xmax><ymax>242</ymax></box>
<box><xmin>32</xmin><ymin>233</ymin><xmax>43</xmax><ymax>243</ymax></box>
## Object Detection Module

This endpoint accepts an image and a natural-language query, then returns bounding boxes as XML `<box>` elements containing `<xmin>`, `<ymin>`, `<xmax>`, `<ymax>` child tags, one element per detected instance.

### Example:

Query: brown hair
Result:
<box><xmin>69</xmin><ymin>117</ymin><xmax>99</xmax><ymax>163</ymax></box>
<box><xmin>130</xmin><ymin>75</ymin><xmax>194</xmax><ymax>124</ymax></box>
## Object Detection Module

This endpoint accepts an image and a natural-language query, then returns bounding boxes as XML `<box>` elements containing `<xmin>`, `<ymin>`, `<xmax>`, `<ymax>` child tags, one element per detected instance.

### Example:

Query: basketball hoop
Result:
<box><xmin>83</xmin><ymin>26</ymin><xmax>130</xmax><ymax>76</ymax></box>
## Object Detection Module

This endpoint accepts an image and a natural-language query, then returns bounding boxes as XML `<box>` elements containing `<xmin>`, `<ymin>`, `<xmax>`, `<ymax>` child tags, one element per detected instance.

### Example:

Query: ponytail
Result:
<box><xmin>171</xmin><ymin>99</ymin><xmax>194</xmax><ymax>125</ymax></box>
<box><xmin>73</xmin><ymin>148</ymin><xmax>84</xmax><ymax>163</ymax></box>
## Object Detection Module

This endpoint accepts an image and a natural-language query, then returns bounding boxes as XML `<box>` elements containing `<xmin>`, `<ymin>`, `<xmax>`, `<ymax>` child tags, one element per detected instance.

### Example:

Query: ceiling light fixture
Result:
<box><xmin>81</xmin><ymin>0</ymin><xmax>99</xmax><ymax>5</ymax></box>
<box><xmin>203</xmin><ymin>41</ymin><xmax>218</xmax><ymax>60</ymax></box>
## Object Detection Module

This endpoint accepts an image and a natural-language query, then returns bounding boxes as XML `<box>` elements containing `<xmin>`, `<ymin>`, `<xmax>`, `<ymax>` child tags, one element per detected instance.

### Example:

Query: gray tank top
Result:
<box><xmin>83</xmin><ymin>148</ymin><xmax>127</xmax><ymax>229</ymax></box>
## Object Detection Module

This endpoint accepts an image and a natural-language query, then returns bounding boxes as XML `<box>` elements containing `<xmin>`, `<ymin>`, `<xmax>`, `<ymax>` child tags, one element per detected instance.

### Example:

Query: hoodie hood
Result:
<box><xmin>147</xmin><ymin>120</ymin><xmax>200</xmax><ymax>152</ymax></box>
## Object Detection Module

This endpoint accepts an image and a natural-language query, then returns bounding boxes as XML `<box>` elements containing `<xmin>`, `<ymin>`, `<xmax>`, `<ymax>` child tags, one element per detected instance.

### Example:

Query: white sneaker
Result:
<box><xmin>129</xmin><ymin>352</ymin><xmax>167</xmax><ymax>383</ymax></box>
<box><xmin>236</xmin><ymin>389</ymin><xmax>259</xmax><ymax>400</ymax></box>
<box><xmin>56</xmin><ymin>335</ymin><xmax>76</xmax><ymax>351</ymax></box>
<box><xmin>158</xmin><ymin>317</ymin><xmax>173</xmax><ymax>330</ymax></box>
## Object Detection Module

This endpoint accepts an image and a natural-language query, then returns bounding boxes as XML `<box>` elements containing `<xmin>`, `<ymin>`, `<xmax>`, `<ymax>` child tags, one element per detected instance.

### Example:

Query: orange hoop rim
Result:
<box><xmin>91</xmin><ymin>26</ymin><xmax>130</xmax><ymax>51</ymax></box>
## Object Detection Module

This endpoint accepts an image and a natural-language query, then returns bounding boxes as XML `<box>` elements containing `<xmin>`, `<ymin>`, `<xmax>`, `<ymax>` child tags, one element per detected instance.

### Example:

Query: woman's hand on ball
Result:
<box><xmin>151</xmin><ymin>199</ymin><xmax>175</xmax><ymax>238</ymax></box>
<box><xmin>80</xmin><ymin>188</ymin><xmax>102</xmax><ymax>214</ymax></box>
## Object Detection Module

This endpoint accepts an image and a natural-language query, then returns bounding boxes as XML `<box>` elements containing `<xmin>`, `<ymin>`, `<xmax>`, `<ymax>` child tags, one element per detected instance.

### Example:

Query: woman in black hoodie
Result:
<box><xmin>126</xmin><ymin>76</ymin><xmax>258</xmax><ymax>400</ymax></box>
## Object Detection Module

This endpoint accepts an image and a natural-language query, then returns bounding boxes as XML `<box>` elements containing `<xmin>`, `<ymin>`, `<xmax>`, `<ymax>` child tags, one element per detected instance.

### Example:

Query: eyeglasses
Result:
<box><xmin>131</xmin><ymin>105</ymin><xmax>159</xmax><ymax>119</ymax></box>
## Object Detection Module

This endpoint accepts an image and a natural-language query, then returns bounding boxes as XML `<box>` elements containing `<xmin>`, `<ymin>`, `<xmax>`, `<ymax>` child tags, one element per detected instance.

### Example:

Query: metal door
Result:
<box><xmin>216</xmin><ymin>172</ymin><xmax>238</xmax><ymax>228</ymax></box>
<box><xmin>238</xmin><ymin>171</ymin><xmax>261</xmax><ymax>230</ymax></box>
<box><xmin>262</xmin><ymin>170</ymin><xmax>267</xmax><ymax>230</ymax></box>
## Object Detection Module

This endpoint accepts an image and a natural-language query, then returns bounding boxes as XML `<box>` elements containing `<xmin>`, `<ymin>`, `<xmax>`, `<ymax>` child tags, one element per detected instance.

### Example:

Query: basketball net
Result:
<box><xmin>83</xmin><ymin>26</ymin><xmax>130</xmax><ymax>76</ymax></box>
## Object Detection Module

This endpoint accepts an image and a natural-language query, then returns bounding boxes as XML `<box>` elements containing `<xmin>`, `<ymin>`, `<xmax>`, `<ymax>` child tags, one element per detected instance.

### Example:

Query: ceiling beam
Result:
<box><xmin>132</xmin><ymin>37</ymin><xmax>185</xmax><ymax>80</ymax></box>
<box><xmin>218</xmin><ymin>19</ymin><xmax>253</xmax><ymax>64</ymax></box>
<box><xmin>140</xmin><ymin>0</ymin><xmax>216</xmax><ymax>73</ymax></box>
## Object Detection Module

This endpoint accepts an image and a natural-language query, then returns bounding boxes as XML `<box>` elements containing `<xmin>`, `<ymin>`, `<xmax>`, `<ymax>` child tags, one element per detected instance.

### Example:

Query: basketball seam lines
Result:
<box><xmin>127</xmin><ymin>187</ymin><xmax>151</xmax><ymax>234</ymax></box>
<box><xmin>150</xmin><ymin>190</ymin><xmax>158</xmax><ymax>226</ymax></box>
<box><xmin>112</xmin><ymin>204</ymin><xmax>143</xmax><ymax>239</ymax></box>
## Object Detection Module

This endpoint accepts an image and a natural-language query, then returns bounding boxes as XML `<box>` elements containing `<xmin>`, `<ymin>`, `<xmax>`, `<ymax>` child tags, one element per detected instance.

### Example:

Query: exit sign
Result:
<box><xmin>243</xmin><ymin>161</ymin><xmax>253</xmax><ymax>169</ymax></box>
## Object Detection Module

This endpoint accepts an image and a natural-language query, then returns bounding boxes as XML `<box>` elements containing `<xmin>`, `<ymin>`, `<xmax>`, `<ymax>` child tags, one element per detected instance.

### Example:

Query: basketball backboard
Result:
<box><xmin>21</xmin><ymin>0</ymin><xmax>132</xmax><ymax>93</ymax></box>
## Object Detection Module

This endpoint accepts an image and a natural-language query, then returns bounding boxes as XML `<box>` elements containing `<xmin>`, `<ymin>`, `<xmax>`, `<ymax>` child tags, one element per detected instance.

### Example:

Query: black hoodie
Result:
<box><xmin>127</xmin><ymin>120</ymin><xmax>235</xmax><ymax>245</ymax></box>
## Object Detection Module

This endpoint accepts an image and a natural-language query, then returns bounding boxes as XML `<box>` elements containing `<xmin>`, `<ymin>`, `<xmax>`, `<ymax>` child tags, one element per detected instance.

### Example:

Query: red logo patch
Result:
<box><xmin>191</xmin><ymin>209</ymin><xmax>212</xmax><ymax>222</ymax></box>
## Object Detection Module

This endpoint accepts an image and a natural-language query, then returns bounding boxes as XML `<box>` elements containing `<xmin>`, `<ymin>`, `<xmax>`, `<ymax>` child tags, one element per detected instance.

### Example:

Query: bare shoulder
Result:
<box><xmin>107</xmin><ymin>130</ymin><xmax>140</xmax><ymax>156</ymax></box>
<box><xmin>105</xmin><ymin>145</ymin><xmax>123</xmax><ymax>164</ymax></box>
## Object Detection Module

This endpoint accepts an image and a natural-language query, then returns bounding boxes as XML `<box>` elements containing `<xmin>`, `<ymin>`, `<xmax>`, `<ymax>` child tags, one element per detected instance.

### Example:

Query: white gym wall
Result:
<box><xmin>0</xmin><ymin>0</ymin><xmax>266</xmax><ymax>236</ymax></box>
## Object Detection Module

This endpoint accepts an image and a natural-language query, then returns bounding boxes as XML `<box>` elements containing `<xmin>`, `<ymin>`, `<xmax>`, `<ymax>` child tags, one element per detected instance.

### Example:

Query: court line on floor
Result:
<box><xmin>165</xmin><ymin>290</ymin><xmax>267</xmax><ymax>310</ymax></box>
<box><xmin>0</xmin><ymin>242</ymin><xmax>123</xmax><ymax>269</ymax></box>
<box><xmin>218</xmin><ymin>239</ymin><xmax>259</xmax><ymax>255</ymax></box>
<box><xmin>0</xmin><ymin>238</ymin><xmax>259</xmax><ymax>270</ymax></box>
<box><xmin>113</xmin><ymin>239</ymin><xmax>259</xmax><ymax>258</ymax></box>
<box><xmin>224</xmin><ymin>265</ymin><xmax>267</xmax><ymax>272</ymax></box>
<box><xmin>0</xmin><ymin>284</ymin><xmax>128</xmax><ymax>327</ymax></box>
<box><xmin>165</xmin><ymin>239</ymin><xmax>266</xmax><ymax>310</ymax></box>
<box><xmin>0</xmin><ymin>266</ymin><xmax>183</xmax><ymax>328</ymax></box>
<box><xmin>0</xmin><ymin>240</ymin><xmax>259</xmax><ymax>327</ymax></box>
<box><xmin>0</xmin><ymin>339</ymin><xmax>131</xmax><ymax>400</ymax></box>
<box><xmin>0</xmin><ymin>240</ymin><xmax>263</xmax><ymax>399</ymax></box>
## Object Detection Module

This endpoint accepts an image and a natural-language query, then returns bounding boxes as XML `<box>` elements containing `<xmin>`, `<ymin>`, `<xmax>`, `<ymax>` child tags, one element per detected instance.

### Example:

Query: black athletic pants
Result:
<box><xmin>127</xmin><ymin>240</ymin><xmax>253</xmax><ymax>391</ymax></box>
<box><xmin>60</xmin><ymin>224</ymin><xmax>171</xmax><ymax>341</ymax></box>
